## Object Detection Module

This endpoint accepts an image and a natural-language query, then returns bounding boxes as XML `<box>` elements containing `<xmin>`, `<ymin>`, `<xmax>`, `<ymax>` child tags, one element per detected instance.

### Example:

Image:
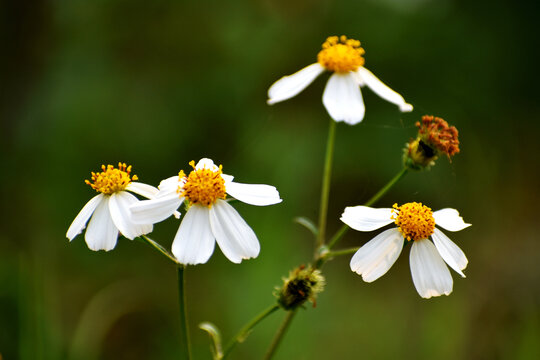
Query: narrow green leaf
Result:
<box><xmin>293</xmin><ymin>216</ymin><xmax>319</xmax><ymax>237</ymax></box>
<box><xmin>199</xmin><ymin>322</ymin><xmax>224</xmax><ymax>360</ymax></box>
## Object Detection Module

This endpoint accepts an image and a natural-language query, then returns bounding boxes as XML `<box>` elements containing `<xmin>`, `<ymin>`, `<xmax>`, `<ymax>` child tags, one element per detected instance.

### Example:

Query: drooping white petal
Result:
<box><xmin>226</xmin><ymin>182</ymin><xmax>282</xmax><ymax>206</ymax></box>
<box><xmin>171</xmin><ymin>206</ymin><xmax>216</xmax><ymax>265</ymax></box>
<box><xmin>322</xmin><ymin>73</ymin><xmax>365</xmax><ymax>124</ymax></box>
<box><xmin>432</xmin><ymin>228</ymin><xmax>468</xmax><ymax>277</ymax></box>
<box><xmin>267</xmin><ymin>63</ymin><xmax>325</xmax><ymax>105</ymax></box>
<box><xmin>340</xmin><ymin>206</ymin><xmax>394</xmax><ymax>232</ymax></box>
<box><xmin>66</xmin><ymin>194</ymin><xmax>104</xmax><ymax>240</ymax></box>
<box><xmin>357</xmin><ymin>67</ymin><xmax>413</xmax><ymax>112</ymax></box>
<box><xmin>109</xmin><ymin>192</ymin><xmax>153</xmax><ymax>240</ymax></box>
<box><xmin>433</xmin><ymin>208</ymin><xmax>471</xmax><ymax>232</ymax></box>
<box><xmin>196</xmin><ymin>158</ymin><xmax>217</xmax><ymax>171</ymax></box>
<box><xmin>410</xmin><ymin>239</ymin><xmax>453</xmax><ymax>299</ymax></box>
<box><xmin>126</xmin><ymin>182</ymin><xmax>159</xmax><ymax>199</ymax></box>
<box><xmin>350</xmin><ymin>228</ymin><xmax>404</xmax><ymax>282</ymax></box>
<box><xmin>130</xmin><ymin>193</ymin><xmax>183</xmax><ymax>224</ymax></box>
<box><xmin>209</xmin><ymin>200</ymin><xmax>260</xmax><ymax>263</ymax></box>
<box><xmin>85</xmin><ymin>197</ymin><xmax>118</xmax><ymax>251</ymax></box>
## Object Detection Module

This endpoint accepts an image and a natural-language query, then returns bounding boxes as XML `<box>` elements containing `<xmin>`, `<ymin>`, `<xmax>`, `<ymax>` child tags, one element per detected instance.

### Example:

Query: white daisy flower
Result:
<box><xmin>341</xmin><ymin>202</ymin><xmax>471</xmax><ymax>299</ymax></box>
<box><xmin>66</xmin><ymin>163</ymin><xmax>158</xmax><ymax>251</ymax></box>
<box><xmin>267</xmin><ymin>35</ymin><xmax>413</xmax><ymax>125</ymax></box>
<box><xmin>130</xmin><ymin>158</ymin><xmax>282</xmax><ymax>265</ymax></box>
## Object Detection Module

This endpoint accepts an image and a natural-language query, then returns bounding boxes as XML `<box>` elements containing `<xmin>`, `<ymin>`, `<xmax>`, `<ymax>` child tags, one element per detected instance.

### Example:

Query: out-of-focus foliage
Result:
<box><xmin>1</xmin><ymin>0</ymin><xmax>539</xmax><ymax>359</ymax></box>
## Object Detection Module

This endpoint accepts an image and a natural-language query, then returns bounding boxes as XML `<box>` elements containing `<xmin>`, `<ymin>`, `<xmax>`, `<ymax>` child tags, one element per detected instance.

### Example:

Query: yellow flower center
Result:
<box><xmin>179</xmin><ymin>161</ymin><xmax>227</xmax><ymax>207</ymax></box>
<box><xmin>317</xmin><ymin>35</ymin><xmax>365</xmax><ymax>73</ymax></box>
<box><xmin>391</xmin><ymin>202</ymin><xmax>435</xmax><ymax>241</ymax></box>
<box><xmin>85</xmin><ymin>163</ymin><xmax>138</xmax><ymax>195</ymax></box>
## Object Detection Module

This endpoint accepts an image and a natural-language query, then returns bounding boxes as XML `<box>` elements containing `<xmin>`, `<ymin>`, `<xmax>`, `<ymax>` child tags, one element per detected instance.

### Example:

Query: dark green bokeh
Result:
<box><xmin>1</xmin><ymin>0</ymin><xmax>539</xmax><ymax>359</ymax></box>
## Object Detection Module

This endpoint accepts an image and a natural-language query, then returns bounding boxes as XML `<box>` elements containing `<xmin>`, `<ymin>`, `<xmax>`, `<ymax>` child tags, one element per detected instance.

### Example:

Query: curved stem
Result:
<box><xmin>141</xmin><ymin>235</ymin><xmax>178</xmax><ymax>264</ymax></box>
<box><xmin>222</xmin><ymin>304</ymin><xmax>280</xmax><ymax>359</ymax></box>
<box><xmin>177</xmin><ymin>265</ymin><xmax>192</xmax><ymax>360</ymax></box>
<box><xmin>317</xmin><ymin>119</ymin><xmax>337</xmax><ymax>249</ymax></box>
<box><xmin>264</xmin><ymin>309</ymin><xmax>298</xmax><ymax>360</ymax></box>
<box><xmin>327</xmin><ymin>167</ymin><xmax>409</xmax><ymax>251</ymax></box>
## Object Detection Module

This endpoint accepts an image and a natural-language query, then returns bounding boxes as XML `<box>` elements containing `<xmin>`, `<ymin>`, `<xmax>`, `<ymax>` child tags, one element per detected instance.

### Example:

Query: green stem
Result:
<box><xmin>327</xmin><ymin>167</ymin><xmax>409</xmax><ymax>251</ymax></box>
<box><xmin>317</xmin><ymin>119</ymin><xmax>337</xmax><ymax>249</ymax></box>
<box><xmin>141</xmin><ymin>235</ymin><xmax>178</xmax><ymax>264</ymax></box>
<box><xmin>326</xmin><ymin>247</ymin><xmax>361</xmax><ymax>258</ymax></box>
<box><xmin>177</xmin><ymin>265</ymin><xmax>192</xmax><ymax>360</ymax></box>
<box><xmin>365</xmin><ymin>167</ymin><xmax>408</xmax><ymax>207</ymax></box>
<box><xmin>222</xmin><ymin>304</ymin><xmax>280</xmax><ymax>359</ymax></box>
<box><xmin>263</xmin><ymin>310</ymin><xmax>298</xmax><ymax>360</ymax></box>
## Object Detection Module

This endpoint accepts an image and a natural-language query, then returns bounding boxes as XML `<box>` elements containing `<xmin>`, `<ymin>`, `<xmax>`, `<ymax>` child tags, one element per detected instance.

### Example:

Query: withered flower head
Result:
<box><xmin>404</xmin><ymin>115</ymin><xmax>460</xmax><ymax>170</ymax></box>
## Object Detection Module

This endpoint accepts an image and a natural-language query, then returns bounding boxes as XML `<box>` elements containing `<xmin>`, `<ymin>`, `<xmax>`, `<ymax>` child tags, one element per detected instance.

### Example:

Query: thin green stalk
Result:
<box><xmin>263</xmin><ymin>309</ymin><xmax>298</xmax><ymax>360</ymax></box>
<box><xmin>327</xmin><ymin>167</ymin><xmax>409</xmax><ymax>251</ymax></box>
<box><xmin>222</xmin><ymin>304</ymin><xmax>280</xmax><ymax>359</ymax></box>
<box><xmin>141</xmin><ymin>235</ymin><xmax>178</xmax><ymax>264</ymax></box>
<box><xmin>365</xmin><ymin>167</ymin><xmax>408</xmax><ymax>207</ymax></box>
<box><xmin>317</xmin><ymin>119</ymin><xmax>337</xmax><ymax>249</ymax></box>
<box><xmin>326</xmin><ymin>247</ymin><xmax>361</xmax><ymax>258</ymax></box>
<box><xmin>177</xmin><ymin>265</ymin><xmax>192</xmax><ymax>360</ymax></box>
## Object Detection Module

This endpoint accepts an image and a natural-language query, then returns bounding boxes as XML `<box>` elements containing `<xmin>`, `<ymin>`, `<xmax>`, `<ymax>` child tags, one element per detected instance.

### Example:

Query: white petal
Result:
<box><xmin>340</xmin><ymin>206</ymin><xmax>394</xmax><ymax>232</ymax></box>
<box><xmin>222</xmin><ymin>174</ymin><xmax>234</xmax><ymax>184</ymax></box>
<box><xmin>66</xmin><ymin>194</ymin><xmax>104</xmax><ymax>240</ymax></box>
<box><xmin>322</xmin><ymin>73</ymin><xmax>365</xmax><ymax>124</ymax></box>
<box><xmin>226</xmin><ymin>182</ymin><xmax>282</xmax><ymax>206</ymax></box>
<box><xmin>171</xmin><ymin>206</ymin><xmax>215</xmax><ymax>265</ymax></box>
<box><xmin>357</xmin><ymin>67</ymin><xmax>413</xmax><ymax>112</ymax></box>
<box><xmin>108</xmin><ymin>192</ymin><xmax>153</xmax><ymax>240</ymax></box>
<box><xmin>410</xmin><ymin>239</ymin><xmax>453</xmax><ymax>299</ymax></box>
<box><xmin>209</xmin><ymin>200</ymin><xmax>260</xmax><ymax>263</ymax></box>
<box><xmin>157</xmin><ymin>176</ymin><xmax>181</xmax><ymax>196</ymax></box>
<box><xmin>130</xmin><ymin>194</ymin><xmax>183</xmax><ymax>224</ymax></box>
<box><xmin>432</xmin><ymin>228</ymin><xmax>468</xmax><ymax>277</ymax></box>
<box><xmin>85</xmin><ymin>197</ymin><xmax>119</xmax><ymax>251</ymax></box>
<box><xmin>196</xmin><ymin>158</ymin><xmax>217</xmax><ymax>171</ymax></box>
<box><xmin>126</xmin><ymin>182</ymin><xmax>158</xmax><ymax>199</ymax></box>
<box><xmin>350</xmin><ymin>228</ymin><xmax>404</xmax><ymax>282</ymax></box>
<box><xmin>433</xmin><ymin>208</ymin><xmax>471</xmax><ymax>232</ymax></box>
<box><xmin>267</xmin><ymin>63</ymin><xmax>325</xmax><ymax>105</ymax></box>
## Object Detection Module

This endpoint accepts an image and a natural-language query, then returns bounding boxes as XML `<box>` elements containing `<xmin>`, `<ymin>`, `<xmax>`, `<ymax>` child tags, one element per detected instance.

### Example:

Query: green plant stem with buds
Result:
<box><xmin>263</xmin><ymin>309</ymin><xmax>298</xmax><ymax>360</ymax></box>
<box><xmin>316</xmin><ymin>119</ymin><xmax>337</xmax><ymax>250</ymax></box>
<box><xmin>264</xmin><ymin>147</ymin><xmax>410</xmax><ymax>360</ymax></box>
<box><xmin>222</xmin><ymin>304</ymin><xmax>280</xmax><ymax>359</ymax></box>
<box><xmin>178</xmin><ymin>265</ymin><xmax>192</xmax><ymax>360</ymax></box>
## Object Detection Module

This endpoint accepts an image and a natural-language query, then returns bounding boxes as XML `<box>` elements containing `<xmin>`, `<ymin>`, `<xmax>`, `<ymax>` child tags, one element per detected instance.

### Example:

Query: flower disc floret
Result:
<box><xmin>179</xmin><ymin>161</ymin><xmax>226</xmax><ymax>207</ymax></box>
<box><xmin>392</xmin><ymin>202</ymin><xmax>435</xmax><ymax>241</ymax></box>
<box><xmin>317</xmin><ymin>35</ymin><xmax>365</xmax><ymax>73</ymax></box>
<box><xmin>85</xmin><ymin>163</ymin><xmax>138</xmax><ymax>195</ymax></box>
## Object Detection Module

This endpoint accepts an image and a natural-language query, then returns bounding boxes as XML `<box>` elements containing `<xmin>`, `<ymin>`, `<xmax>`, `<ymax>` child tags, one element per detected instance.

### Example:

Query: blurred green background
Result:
<box><xmin>1</xmin><ymin>0</ymin><xmax>539</xmax><ymax>359</ymax></box>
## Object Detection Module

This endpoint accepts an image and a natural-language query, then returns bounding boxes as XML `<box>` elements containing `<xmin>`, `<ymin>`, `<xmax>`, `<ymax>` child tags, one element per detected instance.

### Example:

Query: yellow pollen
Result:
<box><xmin>317</xmin><ymin>35</ymin><xmax>365</xmax><ymax>73</ymax></box>
<box><xmin>85</xmin><ymin>162</ymin><xmax>138</xmax><ymax>195</ymax></box>
<box><xmin>179</xmin><ymin>160</ymin><xmax>226</xmax><ymax>207</ymax></box>
<box><xmin>391</xmin><ymin>202</ymin><xmax>435</xmax><ymax>241</ymax></box>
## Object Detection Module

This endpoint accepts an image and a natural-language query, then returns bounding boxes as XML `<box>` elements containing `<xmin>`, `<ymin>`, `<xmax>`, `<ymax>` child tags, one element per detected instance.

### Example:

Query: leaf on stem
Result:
<box><xmin>293</xmin><ymin>217</ymin><xmax>319</xmax><ymax>237</ymax></box>
<box><xmin>199</xmin><ymin>322</ymin><xmax>224</xmax><ymax>360</ymax></box>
